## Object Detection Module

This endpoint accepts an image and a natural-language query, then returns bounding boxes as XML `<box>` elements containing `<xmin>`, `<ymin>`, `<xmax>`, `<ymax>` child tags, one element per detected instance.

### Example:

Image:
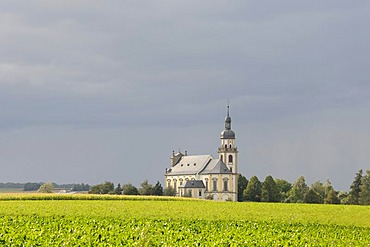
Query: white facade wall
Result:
<box><xmin>165</xmin><ymin>172</ymin><xmax>237</xmax><ymax>201</ymax></box>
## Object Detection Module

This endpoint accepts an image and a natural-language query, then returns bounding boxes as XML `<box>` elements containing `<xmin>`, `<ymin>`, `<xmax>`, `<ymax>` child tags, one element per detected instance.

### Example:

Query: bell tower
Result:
<box><xmin>218</xmin><ymin>104</ymin><xmax>238</xmax><ymax>174</ymax></box>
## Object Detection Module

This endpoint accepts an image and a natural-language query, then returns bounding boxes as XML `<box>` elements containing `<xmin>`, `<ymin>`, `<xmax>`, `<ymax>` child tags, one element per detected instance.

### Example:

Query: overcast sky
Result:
<box><xmin>1</xmin><ymin>1</ymin><xmax>369</xmax><ymax>191</ymax></box>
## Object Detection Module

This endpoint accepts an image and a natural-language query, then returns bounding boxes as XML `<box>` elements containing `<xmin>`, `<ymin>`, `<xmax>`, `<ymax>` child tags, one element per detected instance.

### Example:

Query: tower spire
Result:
<box><xmin>224</xmin><ymin>100</ymin><xmax>231</xmax><ymax>131</ymax></box>
<box><xmin>227</xmin><ymin>99</ymin><xmax>230</xmax><ymax>117</ymax></box>
<box><xmin>218</xmin><ymin>100</ymin><xmax>238</xmax><ymax>178</ymax></box>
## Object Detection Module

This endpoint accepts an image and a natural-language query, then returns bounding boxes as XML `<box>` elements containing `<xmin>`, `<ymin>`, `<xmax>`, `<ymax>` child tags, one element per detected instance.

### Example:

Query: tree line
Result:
<box><xmin>87</xmin><ymin>169</ymin><xmax>370</xmax><ymax>205</ymax></box>
<box><xmin>237</xmin><ymin>169</ymin><xmax>370</xmax><ymax>205</ymax></box>
<box><xmin>7</xmin><ymin>169</ymin><xmax>368</xmax><ymax>205</ymax></box>
<box><xmin>21</xmin><ymin>182</ymin><xmax>90</xmax><ymax>192</ymax></box>
<box><xmin>88</xmin><ymin>180</ymin><xmax>176</xmax><ymax>196</ymax></box>
<box><xmin>0</xmin><ymin>182</ymin><xmax>88</xmax><ymax>191</ymax></box>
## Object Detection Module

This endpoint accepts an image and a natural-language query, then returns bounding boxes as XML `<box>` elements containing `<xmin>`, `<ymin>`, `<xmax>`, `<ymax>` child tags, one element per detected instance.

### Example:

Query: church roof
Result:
<box><xmin>168</xmin><ymin>155</ymin><xmax>212</xmax><ymax>175</ymax></box>
<box><xmin>166</xmin><ymin>154</ymin><xmax>231</xmax><ymax>176</ymax></box>
<box><xmin>199</xmin><ymin>159</ymin><xmax>231</xmax><ymax>174</ymax></box>
<box><xmin>180</xmin><ymin>180</ymin><xmax>205</xmax><ymax>188</ymax></box>
<box><xmin>220</xmin><ymin>129</ymin><xmax>235</xmax><ymax>139</ymax></box>
<box><xmin>220</xmin><ymin>104</ymin><xmax>235</xmax><ymax>139</ymax></box>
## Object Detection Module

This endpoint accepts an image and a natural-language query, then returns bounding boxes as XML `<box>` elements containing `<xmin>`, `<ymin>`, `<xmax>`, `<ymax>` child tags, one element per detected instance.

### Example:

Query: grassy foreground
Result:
<box><xmin>0</xmin><ymin>194</ymin><xmax>369</xmax><ymax>246</ymax></box>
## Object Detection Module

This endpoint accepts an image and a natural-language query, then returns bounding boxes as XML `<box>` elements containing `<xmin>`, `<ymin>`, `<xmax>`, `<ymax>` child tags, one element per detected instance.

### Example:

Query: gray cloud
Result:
<box><xmin>1</xmin><ymin>1</ymin><xmax>369</xmax><ymax>190</ymax></box>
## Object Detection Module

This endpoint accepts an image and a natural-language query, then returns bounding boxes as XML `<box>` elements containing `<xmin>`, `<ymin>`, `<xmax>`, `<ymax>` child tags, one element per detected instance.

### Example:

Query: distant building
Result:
<box><xmin>164</xmin><ymin>105</ymin><xmax>238</xmax><ymax>201</ymax></box>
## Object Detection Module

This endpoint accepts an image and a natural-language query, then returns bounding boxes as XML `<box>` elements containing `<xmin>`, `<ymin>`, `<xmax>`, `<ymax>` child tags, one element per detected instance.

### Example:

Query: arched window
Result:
<box><xmin>228</xmin><ymin>155</ymin><xmax>233</xmax><ymax>163</ymax></box>
<box><xmin>223</xmin><ymin>178</ymin><xmax>229</xmax><ymax>192</ymax></box>
<box><xmin>229</xmin><ymin>144</ymin><xmax>232</xmax><ymax>148</ymax></box>
<box><xmin>212</xmin><ymin>178</ymin><xmax>218</xmax><ymax>191</ymax></box>
<box><xmin>220</xmin><ymin>155</ymin><xmax>223</xmax><ymax>161</ymax></box>
<box><xmin>224</xmin><ymin>144</ymin><xmax>227</xmax><ymax>149</ymax></box>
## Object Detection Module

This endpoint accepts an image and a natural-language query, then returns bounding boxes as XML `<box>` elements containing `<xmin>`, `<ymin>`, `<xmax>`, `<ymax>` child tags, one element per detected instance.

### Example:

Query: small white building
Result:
<box><xmin>165</xmin><ymin>106</ymin><xmax>239</xmax><ymax>201</ymax></box>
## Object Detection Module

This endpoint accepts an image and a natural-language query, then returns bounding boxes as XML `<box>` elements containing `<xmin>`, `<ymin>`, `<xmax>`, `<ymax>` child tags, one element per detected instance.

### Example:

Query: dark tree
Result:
<box><xmin>153</xmin><ymin>181</ymin><xmax>163</xmax><ymax>196</ymax></box>
<box><xmin>89</xmin><ymin>181</ymin><xmax>114</xmax><ymax>194</ymax></box>
<box><xmin>304</xmin><ymin>188</ymin><xmax>322</xmax><ymax>204</ymax></box>
<box><xmin>24</xmin><ymin>182</ymin><xmax>42</xmax><ymax>191</ymax></box>
<box><xmin>72</xmin><ymin>183</ymin><xmax>90</xmax><ymax>191</ymax></box>
<box><xmin>243</xmin><ymin>176</ymin><xmax>262</xmax><ymax>202</ymax></box>
<box><xmin>324</xmin><ymin>187</ymin><xmax>340</xmax><ymax>204</ymax></box>
<box><xmin>0</xmin><ymin>183</ymin><xmax>24</xmax><ymax>189</ymax></box>
<box><xmin>122</xmin><ymin>183</ymin><xmax>139</xmax><ymax>195</ymax></box>
<box><xmin>261</xmin><ymin>175</ymin><xmax>280</xmax><ymax>202</ymax></box>
<box><xmin>359</xmin><ymin>170</ymin><xmax>370</xmax><ymax>205</ymax></box>
<box><xmin>237</xmin><ymin>174</ymin><xmax>248</xmax><ymax>202</ymax></box>
<box><xmin>114</xmin><ymin>183</ymin><xmax>123</xmax><ymax>195</ymax></box>
<box><xmin>275</xmin><ymin>179</ymin><xmax>292</xmax><ymax>202</ymax></box>
<box><xmin>308</xmin><ymin>181</ymin><xmax>325</xmax><ymax>204</ymax></box>
<box><xmin>347</xmin><ymin>169</ymin><xmax>363</xmax><ymax>205</ymax></box>
<box><xmin>88</xmin><ymin>184</ymin><xmax>102</xmax><ymax>194</ymax></box>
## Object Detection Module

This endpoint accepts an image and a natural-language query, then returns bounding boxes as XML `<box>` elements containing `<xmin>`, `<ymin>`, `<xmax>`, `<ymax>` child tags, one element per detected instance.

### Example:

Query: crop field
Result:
<box><xmin>0</xmin><ymin>194</ymin><xmax>369</xmax><ymax>246</ymax></box>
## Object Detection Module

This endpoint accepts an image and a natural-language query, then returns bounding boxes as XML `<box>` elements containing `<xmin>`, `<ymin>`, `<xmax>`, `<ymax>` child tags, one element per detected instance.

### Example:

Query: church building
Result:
<box><xmin>164</xmin><ymin>106</ymin><xmax>239</xmax><ymax>201</ymax></box>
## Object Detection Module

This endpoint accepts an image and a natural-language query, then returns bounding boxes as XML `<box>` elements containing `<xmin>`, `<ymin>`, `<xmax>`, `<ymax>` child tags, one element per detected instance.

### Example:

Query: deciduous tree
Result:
<box><xmin>359</xmin><ymin>170</ymin><xmax>370</xmax><ymax>205</ymax></box>
<box><xmin>237</xmin><ymin>174</ymin><xmax>248</xmax><ymax>202</ymax></box>
<box><xmin>72</xmin><ymin>183</ymin><xmax>90</xmax><ymax>191</ymax></box>
<box><xmin>122</xmin><ymin>183</ymin><xmax>139</xmax><ymax>195</ymax></box>
<box><xmin>275</xmin><ymin>179</ymin><xmax>292</xmax><ymax>202</ymax></box>
<box><xmin>163</xmin><ymin>186</ymin><xmax>176</xmax><ymax>196</ymax></box>
<box><xmin>261</xmin><ymin>175</ymin><xmax>280</xmax><ymax>202</ymax></box>
<box><xmin>308</xmin><ymin>181</ymin><xmax>325</xmax><ymax>204</ymax></box>
<box><xmin>324</xmin><ymin>187</ymin><xmax>340</xmax><ymax>204</ymax></box>
<box><xmin>304</xmin><ymin>188</ymin><xmax>322</xmax><ymax>204</ymax></box>
<box><xmin>338</xmin><ymin>191</ymin><xmax>349</xmax><ymax>204</ymax></box>
<box><xmin>37</xmin><ymin>182</ymin><xmax>54</xmax><ymax>193</ymax></box>
<box><xmin>323</xmin><ymin>179</ymin><xmax>333</xmax><ymax>198</ymax></box>
<box><xmin>89</xmin><ymin>181</ymin><xmax>114</xmax><ymax>194</ymax></box>
<box><xmin>347</xmin><ymin>169</ymin><xmax>363</xmax><ymax>204</ymax></box>
<box><xmin>243</xmin><ymin>176</ymin><xmax>262</xmax><ymax>202</ymax></box>
<box><xmin>139</xmin><ymin>179</ymin><xmax>154</xmax><ymax>195</ymax></box>
<box><xmin>286</xmin><ymin>176</ymin><xmax>308</xmax><ymax>203</ymax></box>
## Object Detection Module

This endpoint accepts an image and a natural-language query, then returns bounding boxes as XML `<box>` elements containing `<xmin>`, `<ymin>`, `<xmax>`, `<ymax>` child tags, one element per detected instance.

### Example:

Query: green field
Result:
<box><xmin>0</xmin><ymin>194</ymin><xmax>369</xmax><ymax>246</ymax></box>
